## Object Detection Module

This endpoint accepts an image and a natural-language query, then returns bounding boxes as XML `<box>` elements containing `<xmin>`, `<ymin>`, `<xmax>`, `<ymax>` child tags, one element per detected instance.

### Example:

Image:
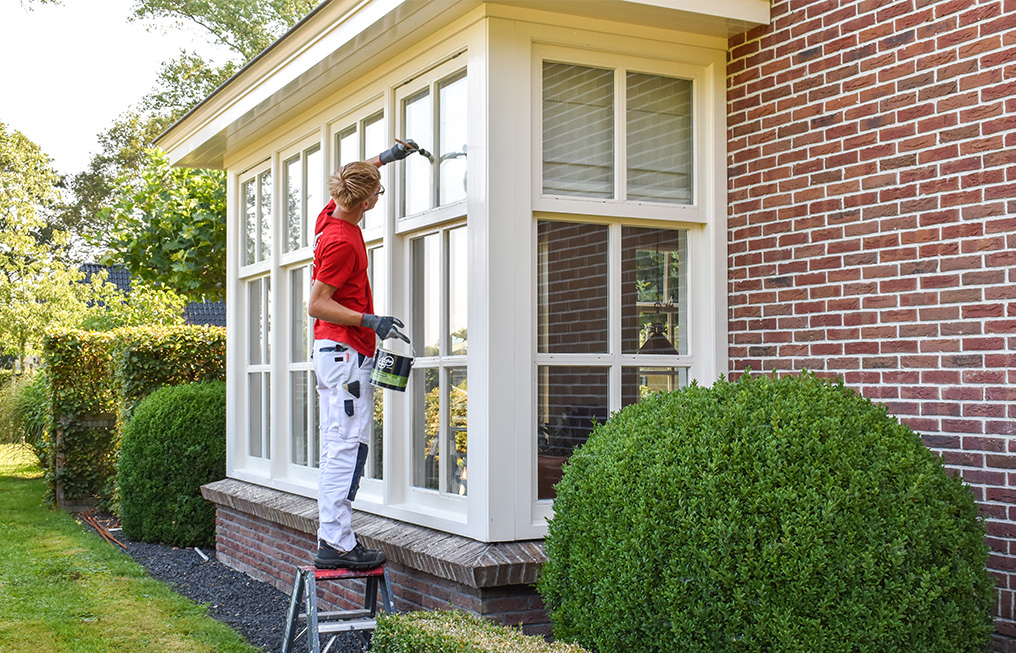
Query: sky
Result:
<box><xmin>0</xmin><ymin>0</ymin><xmax>235</xmax><ymax>177</ymax></box>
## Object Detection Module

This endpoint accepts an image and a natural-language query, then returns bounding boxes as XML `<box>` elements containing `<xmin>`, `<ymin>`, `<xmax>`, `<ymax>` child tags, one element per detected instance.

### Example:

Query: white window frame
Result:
<box><xmin>533</xmin><ymin>44</ymin><xmax>709</xmax><ymax>224</ymax></box>
<box><xmin>279</xmin><ymin>136</ymin><xmax>325</xmax><ymax>266</ymax></box>
<box><xmin>332</xmin><ymin>102</ymin><xmax>388</xmax><ymax>241</ymax></box>
<box><xmin>406</xmin><ymin>223</ymin><xmax>469</xmax><ymax>501</ymax></box>
<box><xmin>394</xmin><ymin>55</ymin><xmax>469</xmax><ymax>234</ymax></box>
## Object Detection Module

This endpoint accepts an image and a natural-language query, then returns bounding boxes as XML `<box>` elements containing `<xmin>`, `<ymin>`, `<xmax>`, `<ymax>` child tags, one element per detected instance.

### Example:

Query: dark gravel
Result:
<box><xmin>82</xmin><ymin>513</ymin><xmax>364</xmax><ymax>652</ymax></box>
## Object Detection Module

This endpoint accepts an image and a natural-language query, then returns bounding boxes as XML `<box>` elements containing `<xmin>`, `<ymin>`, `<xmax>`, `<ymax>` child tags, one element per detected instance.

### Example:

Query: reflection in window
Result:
<box><xmin>621</xmin><ymin>227</ymin><xmax>688</xmax><ymax>355</ymax></box>
<box><xmin>621</xmin><ymin>366</ymin><xmax>689</xmax><ymax>407</ymax></box>
<box><xmin>284</xmin><ymin>145</ymin><xmax>322</xmax><ymax>253</ymax></box>
<box><xmin>627</xmin><ymin>73</ymin><xmax>693</xmax><ymax>203</ymax></box>
<box><xmin>537</xmin><ymin>221</ymin><xmax>609</xmax><ymax>354</ymax></box>
<box><xmin>404</xmin><ymin>90</ymin><xmax>433</xmax><ymax>216</ymax></box>
<box><xmin>367</xmin><ymin>246</ymin><xmax>386</xmax><ymax>480</ymax></box>
<box><xmin>401</xmin><ymin>69</ymin><xmax>468</xmax><ymax>217</ymax></box>
<box><xmin>439</xmin><ymin>73</ymin><xmax>468</xmax><ymax>205</ymax></box>
<box><xmin>448</xmin><ymin>227</ymin><xmax>468</xmax><ymax>355</ymax></box>
<box><xmin>336</xmin><ymin>111</ymin><xmax>387</xmax><ymax>231</ymax></box>
<box><xmin>448</xmin><ymin>368</ymin><xmax>467</xmax><ymax>495</ymax></box>
<box><xmin>414</xmin><ymin>367</ymin><xmax>440</xmax><ymax>491</ymax></box>
<box><xmin>247</xmin><ymin>276</ymin><xmax>271</xmax><ymax>459</ymax></box>
<box><xmin>543</xmin><ymin>62</ymin><xmax>613</xmax><ymax>198</ymax></box>
<box><xmin>289</xmin><ymin>265</ymin><xmax>317</xmax><ymax>468</ymax></box>
<box><xmin>537</xmin><ymin>366</ymin><xmax>608</xmax><ymax>500</ymax></box>
<box><xmin>410</xmin><ymin>225</ymin><xmax>468</xmax><ymax>496</ymax></box>
<box><xmin>243</xmin><ymin>171</ymin><xmax>272</xmax><ymax>265</ymax></box>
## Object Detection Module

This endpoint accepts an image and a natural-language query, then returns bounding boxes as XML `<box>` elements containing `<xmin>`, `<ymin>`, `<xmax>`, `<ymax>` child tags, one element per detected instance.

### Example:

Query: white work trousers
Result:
<box><xmin>314</xmin><ymin>339</ymin><xmax>374</xmax><ymax>552</ymax></box>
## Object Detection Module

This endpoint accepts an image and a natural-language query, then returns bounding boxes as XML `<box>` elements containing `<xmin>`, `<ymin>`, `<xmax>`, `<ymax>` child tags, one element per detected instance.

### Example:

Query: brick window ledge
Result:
<box><xmin>200</xmin><ymin>478</ymin><xmax>547</xmax><ymax>588</ymax></box>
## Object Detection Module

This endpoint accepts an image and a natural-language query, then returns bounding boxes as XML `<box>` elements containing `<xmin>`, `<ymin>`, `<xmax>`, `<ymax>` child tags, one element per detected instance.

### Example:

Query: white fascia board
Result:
<box><xmin>631</xmin><ymin>0</ymin><xmax>770</xmax><ymax>24</ymax></box>
<box><xmin>161</xmin><ymin>0</ymin><xmax>434</xmax><ymax>168</ymax></box>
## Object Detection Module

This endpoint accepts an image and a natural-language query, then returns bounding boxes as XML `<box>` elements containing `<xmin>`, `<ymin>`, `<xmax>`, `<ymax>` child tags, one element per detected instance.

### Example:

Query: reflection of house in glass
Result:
<box><xmin>157</xmin><ymin>0</ymin><xmax>754</xmax><ymax>634</ymax></box>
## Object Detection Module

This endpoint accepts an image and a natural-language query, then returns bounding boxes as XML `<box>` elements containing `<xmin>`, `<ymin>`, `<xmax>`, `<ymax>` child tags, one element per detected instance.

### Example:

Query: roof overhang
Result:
<box><xmin>156</xmin><ymin>0</ymin><xmax>770</xmax><ymax>169</ymax></box>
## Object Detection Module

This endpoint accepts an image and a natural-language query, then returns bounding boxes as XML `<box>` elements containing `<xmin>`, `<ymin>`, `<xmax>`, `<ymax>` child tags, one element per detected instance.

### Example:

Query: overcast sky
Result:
<box><xmin>0</xmin><ymin>0</ymin><xmax>234</xmax><ymax>176</ymax></box>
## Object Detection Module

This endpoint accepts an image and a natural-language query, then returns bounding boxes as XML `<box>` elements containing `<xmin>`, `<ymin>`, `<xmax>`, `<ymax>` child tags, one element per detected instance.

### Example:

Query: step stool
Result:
<box><xmin>281</xmin><ymin>564</ymin><xmax>395</xmax><ymax>653</ymax></box>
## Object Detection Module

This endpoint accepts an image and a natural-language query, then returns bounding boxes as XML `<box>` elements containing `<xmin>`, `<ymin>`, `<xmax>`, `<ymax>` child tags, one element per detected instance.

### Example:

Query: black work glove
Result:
<box><xmin>379</xmin><ymin>139</ymin><xmax>419</xmax><ymax>164</ymax></box>
<box><xmin>361</xmin><ymin>313</ymin><xmax>410</xmax><ymax>343</ymax></box>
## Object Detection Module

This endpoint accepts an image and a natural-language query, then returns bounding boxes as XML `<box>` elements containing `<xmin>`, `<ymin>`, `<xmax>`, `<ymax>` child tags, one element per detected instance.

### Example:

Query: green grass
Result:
<box><xmin>0</xmin><ymin>444</ymin><xmax>260</xmax><ymax>653</ymax></box>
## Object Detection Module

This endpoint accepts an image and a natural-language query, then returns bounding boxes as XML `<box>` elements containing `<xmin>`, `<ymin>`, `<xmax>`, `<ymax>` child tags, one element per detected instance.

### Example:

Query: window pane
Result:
<box><xmin>412</xmin><ymin>234</ymin><xmax>441</xmax><ymax>357</ymax></box>
<box><xmin>369</xmin><ymin>246</ymin><xmax>387</xmax><ymax>314</ymax></box>
<box><xmin>448</xmin><ymin>367</ymin><xmax>467</xmax><ymax>496</ymax></box>
<box><xmin>285</xmin><ymin>155</ymin><xmax>302</xmax><ymax>252</ymax></box>
<box><xmin>362</xmin><ymin>112</ymin><xmax>387</xmax><ymax>231</ymax></box>
<box><xmin>312</xmin><ymin>370</ymin><xmax>320</xmax><ymax>468</ymax></box>
<box><xmin>337</xmin><ymin>126</ymin><xmax>358</xmax><ymax>169</ymax></box>
<box><xmin>448</xmin><ymin>227</ymin><xmax>467</xmax><ymax>355</ymax></box>
<box><xmin>438</xmin><ymin>73</ymin><xmax>467</xmax><ymax>205</ymax></box>
<box><xmin>265</xmin><ymin>276</ymin><xmax>272</xmax><ymax>363</ymax></box>
<box><xmin>621</xmin><ymin>227</ymin><xmax>687</xmax><ymax>355</ymax></box>
<box><xmin>413</xmin><ymin>367</ymin><xmax>440</xmax><ymax>490</ymax></box>
<box><xmin>537</xmin><ymin>366</ymin><xmax>608</xmax><ymax>500</ymax></box>
<box><xmin>627</xmin><ymin>73</ymin><xmax>693</xmax><ymax>203</ymax></box>
<box><xmin>291</xmin><ymin>370</ymin><xmax>308</xmax><ymax>466</ymax></box>
<box><xmin>248</xmin><ymin>372</ymin><xmax>262</xmax><ymax>458</ymax></box>
<box><xmin>259</xmin><ymin>171</ymin><xmax>272</xmax><ymax>261</ymax></box>
<box><xmin>290</xmin><ymin>267</ymin><xmax>308</xmax><ymax>362</ymax></box>
<box><xmin>248</xmin><ymin>279</ymin><xmax>263</xmax><ymax>365</ymax></box>
<box><xmin>621</xmin><ymin>366</ymin><xmax>688</xmax><ymax>406</ymax></box>
<box><xmin>537</xmin><ymin>222</ymin><xmax>609</xmax><ymax>354</ymax></box>
<box><xmin>305</xmin><ymin>145</ymin><xmax>323</xmax><ymax>247</ymax></box>
<box><xmin>370</xmin><ymin>389</ymin><xmax>383</xmax><ymax>479</ymax></box>
<box><xmin>543</xmin><ymin>62</ymin><xmax>613</xmax><ymax>198</ymax></box>
<box><xmin>404</xmin><ymin>90</ymin><xmax>433</xmax><ymax>215</ymax></box>
<box><xmin>243</xmin><ymin>180</ymin><xmax>256</xmax><ymax>266</ymax></box>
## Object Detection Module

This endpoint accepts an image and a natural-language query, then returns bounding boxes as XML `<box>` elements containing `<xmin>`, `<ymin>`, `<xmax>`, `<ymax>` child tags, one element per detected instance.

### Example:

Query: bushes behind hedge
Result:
<box><xmin>118</xmin><ymin>381</ymin><xmax>226</xmax><ymax>547</ymax></box>
<box><xmin>538</xmin><ymin>372</ymin><xmax>994</xmax><ymax>653</ymax></box>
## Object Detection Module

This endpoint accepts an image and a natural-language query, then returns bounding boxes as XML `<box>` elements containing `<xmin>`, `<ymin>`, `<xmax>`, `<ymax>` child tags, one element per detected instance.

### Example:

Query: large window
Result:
<box><xmin>542</xmin><ymin>61</ymin><xmax>693</xmax><ymax>204</ymax></box>
<box><xmin>283</xmin><ymin>144</ymin><xmax>323</xmax><ymax>254</ymax></box>
<box><xmin>410</xmin><ymin>225</ymin><xmax>468</xmax><ymax>496</ymax></box>
<box><xmin>243</xmin><ymin>171</ymin><xmax>272</xmax><ymax>266</ymax></box>
<box><xmin>399</xmin><ymin>66</ymin><xmax>468</xmax><ymax>218</ymax></box>
<box><xmin>288</xmin><ymin>264</ymin><xmax>317</xmax><ymax>469</ymax></box>
<box><xmin>247</xmin><ymin>275</ymin><xmax>272</xmax><ymax>460</ymax></box>
<box><xmin>335</xmin><ymin>110</ymin><xmax>387</xmax><ymax>232</ymax></box>
<box><xmin>536</xmin><ymin>221</ymin><xmax>688</xmax><ymax>499</ymax></box>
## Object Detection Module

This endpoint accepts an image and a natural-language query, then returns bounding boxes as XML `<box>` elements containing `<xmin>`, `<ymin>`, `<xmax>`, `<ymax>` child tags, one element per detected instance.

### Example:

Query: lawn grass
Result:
<box><xmin>0</xmin><ymin>444</ymin><xmax>260</xmax><ymax>653</ymax></box>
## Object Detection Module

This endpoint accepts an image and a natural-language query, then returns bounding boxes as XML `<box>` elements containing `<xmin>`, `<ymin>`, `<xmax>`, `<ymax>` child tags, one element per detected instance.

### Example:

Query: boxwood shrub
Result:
<box><xmin>118</xmin><ymin>381</ymin><xmax>225</xmax><ymax>547</ymax></box>
<box><xmin>538</xmin><ymin>372</ymin><xmax>993</xmax><ymax>653</ymax></box>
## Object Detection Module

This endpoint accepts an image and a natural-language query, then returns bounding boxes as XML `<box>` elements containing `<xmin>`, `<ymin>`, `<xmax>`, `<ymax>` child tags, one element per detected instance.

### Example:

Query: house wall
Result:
<box><xmin>726</xmin><ymin>0</ymin><xmax>1016</xmax><ymax>648</ymax></box>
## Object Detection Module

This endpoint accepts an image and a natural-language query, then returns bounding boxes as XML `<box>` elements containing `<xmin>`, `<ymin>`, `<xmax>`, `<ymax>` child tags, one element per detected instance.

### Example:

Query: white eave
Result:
<box><xmin>155</xmin><ymin>0</ymin><xmax>770</xmax><ymax>170</ymax></box>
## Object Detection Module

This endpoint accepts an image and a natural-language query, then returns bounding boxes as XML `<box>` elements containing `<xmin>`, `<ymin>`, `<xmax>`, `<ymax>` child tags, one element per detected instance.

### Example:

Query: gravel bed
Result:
<box><xmin>83</xmin><ymin>513</ymin><xmax>365</xmax><ymax>652</ymax></box>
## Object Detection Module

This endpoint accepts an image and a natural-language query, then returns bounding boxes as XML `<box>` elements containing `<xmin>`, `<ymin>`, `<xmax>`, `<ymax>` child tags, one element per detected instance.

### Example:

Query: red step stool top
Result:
<box><xmin>299</xmin><ymin>564</ymin><xmax>387</xmax><ymax>580</ymax></box>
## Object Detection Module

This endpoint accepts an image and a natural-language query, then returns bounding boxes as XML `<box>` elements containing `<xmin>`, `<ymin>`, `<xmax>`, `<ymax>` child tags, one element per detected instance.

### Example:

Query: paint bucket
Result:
<box><xmin>370</xmin><ymin>347</ymin><xmax>415</xmax><ymax>391</ymax></box>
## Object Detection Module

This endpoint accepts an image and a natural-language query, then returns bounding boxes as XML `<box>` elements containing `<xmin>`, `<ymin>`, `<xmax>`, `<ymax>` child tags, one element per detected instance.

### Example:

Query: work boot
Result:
<box><xmin>315</xmin><ymin>540</ymin><xmax>386</xmax><ymax>569</ymax></box>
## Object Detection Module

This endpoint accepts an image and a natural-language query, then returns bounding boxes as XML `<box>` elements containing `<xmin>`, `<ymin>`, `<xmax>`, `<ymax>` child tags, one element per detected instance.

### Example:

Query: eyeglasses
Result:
<box><xmin>374</xmin><ymin>185</ymin><xmax>385</xmax><ymax>197</ymax></box>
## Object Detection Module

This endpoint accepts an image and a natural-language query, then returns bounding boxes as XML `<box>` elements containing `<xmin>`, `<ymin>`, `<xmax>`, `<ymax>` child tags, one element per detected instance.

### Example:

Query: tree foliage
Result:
<box><xmin>98</xmin><ymin>150</ymin><xmax>227</xmax><ymax>301</ymax></box>
<box><xmin>129</xmin><ymin>0</ymin><xmax>319</xmax><ymax>61</ymax></box>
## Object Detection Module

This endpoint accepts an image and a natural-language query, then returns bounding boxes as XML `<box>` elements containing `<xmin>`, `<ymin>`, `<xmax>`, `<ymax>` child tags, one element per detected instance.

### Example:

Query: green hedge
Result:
<box><xmin>538</xmin><ymin>372</ymin><xmax>994</xmax><ymax>653</ymax></box>
<box><xmin>372</xmin><ymin>610</ymin><xmax>588</xmax><ymax>653</ymax></box>
<box><xmin>119</xmin><ymin>381</ymin><xmax>226</xmax><ymax>547</ymax></box>
<box><xmin>40</xmin><ymin>326</ymin><xmax>225</xmax><ymax>508</ymax></box>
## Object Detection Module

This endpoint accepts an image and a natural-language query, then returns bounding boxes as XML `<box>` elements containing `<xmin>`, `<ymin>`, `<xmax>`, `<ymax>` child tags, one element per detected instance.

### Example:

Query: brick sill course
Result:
<box><xmin>200</xmin><ymin>478</ymin><xmax>547</xmax><ymax>589</ymax></box>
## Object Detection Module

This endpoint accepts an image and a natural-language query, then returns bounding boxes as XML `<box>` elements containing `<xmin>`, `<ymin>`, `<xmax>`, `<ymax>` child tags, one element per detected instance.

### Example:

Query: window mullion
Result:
<box><xmin>616</xmin><ymin>67</ymin><xmax>626</xmax><ymax>203</ymax></box>
<box><xmin>608</xmin><ymin>223</ymin><xmax>622</xmax><ymax>413</ymax></box>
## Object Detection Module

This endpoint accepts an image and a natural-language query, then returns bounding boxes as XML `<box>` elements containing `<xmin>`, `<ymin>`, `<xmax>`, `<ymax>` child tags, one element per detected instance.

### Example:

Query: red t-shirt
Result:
<box><xmin>312</xmin><ymin>199</ymin><xmax>375</xmax><ymax>356</ymax></box>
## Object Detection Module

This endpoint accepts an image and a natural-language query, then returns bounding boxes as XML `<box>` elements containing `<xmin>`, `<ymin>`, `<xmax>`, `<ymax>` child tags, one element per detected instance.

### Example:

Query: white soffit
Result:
<box><xmin>157</xmin><ymin>0</ymin><xmax>769</xmax><ymax>169</ymax></box>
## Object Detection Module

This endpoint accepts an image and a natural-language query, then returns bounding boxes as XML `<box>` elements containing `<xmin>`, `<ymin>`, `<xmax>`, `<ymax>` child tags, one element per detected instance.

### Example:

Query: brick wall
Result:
<box><xmin>726</xmin><ymin>0</ymin><xmax>1016</xmax><ymax>648</ymax></box>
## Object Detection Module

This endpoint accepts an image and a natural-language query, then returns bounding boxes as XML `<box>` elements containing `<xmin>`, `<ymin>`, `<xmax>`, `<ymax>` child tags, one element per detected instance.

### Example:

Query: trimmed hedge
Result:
<box><xmin>40</xmin><ymin>326</ymin><xmax>225</xmax><ymax>508</ymax></box>
<box><xmin>119</xmin><ymin>381</ymin><xmax>226</xmax><ymax>547</ymax></box>
<box><xmin>538</xmin><ymin>372</ymin><xmax>994</xmax><ymax>653</ymax></box>
<box><xmin>372</xmin><ymin>610</ymin><xmax>588</xmax><ymax>653</ymax></box>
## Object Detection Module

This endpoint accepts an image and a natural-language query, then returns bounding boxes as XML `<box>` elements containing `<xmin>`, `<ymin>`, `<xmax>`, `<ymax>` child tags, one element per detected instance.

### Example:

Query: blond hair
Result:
<box><xmin>328</xmin><ymin>161</ymin><xmax>381</xmax><ymax>209</ymax></box>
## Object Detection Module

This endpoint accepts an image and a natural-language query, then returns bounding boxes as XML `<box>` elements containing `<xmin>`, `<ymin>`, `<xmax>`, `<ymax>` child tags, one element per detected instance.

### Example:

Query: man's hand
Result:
<box><xmin>379</xmin><ymin>139</ymin><xmax>419</xmax><ymax>164</ymax></box>
<box><xmin>361</xmin><ymin>313</ymin><xmax>410</xmax><ymax>343</ymax></box>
